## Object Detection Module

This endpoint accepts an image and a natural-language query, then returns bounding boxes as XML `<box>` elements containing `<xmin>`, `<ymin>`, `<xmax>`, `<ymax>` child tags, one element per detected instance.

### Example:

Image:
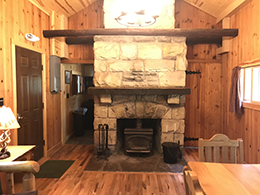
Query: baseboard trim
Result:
<box><xmin>47</xmin><ymin>142</ymin><xmax>62</xmax><ymax>157</ymax></box>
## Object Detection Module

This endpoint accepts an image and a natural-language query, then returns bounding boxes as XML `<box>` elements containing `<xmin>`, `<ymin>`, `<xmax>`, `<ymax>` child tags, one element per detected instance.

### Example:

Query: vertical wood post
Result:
<box><xmin>22</xmin><ymin>173</ymin><xmax>36</xmax><ymax>192</ymax></box>
<box><xmin>6</xmin><ymin>173</ymin><xmax>14</xmax><ymax>194</ymax></box>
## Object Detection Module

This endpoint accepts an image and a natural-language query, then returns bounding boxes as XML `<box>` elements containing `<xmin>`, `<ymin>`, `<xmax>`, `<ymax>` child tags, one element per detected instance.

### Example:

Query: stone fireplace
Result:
<box><xmin>90</xmin><ymin>0</ymin><xmax>189</xmax><ymax>154</ymax></box>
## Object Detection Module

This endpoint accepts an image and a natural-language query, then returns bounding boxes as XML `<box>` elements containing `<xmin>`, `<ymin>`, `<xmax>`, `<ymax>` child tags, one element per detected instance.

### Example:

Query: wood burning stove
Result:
<box><xmin>124</xmin><ymin>119</ymin><xmax>153</xmax><ymax>154</ymax></box>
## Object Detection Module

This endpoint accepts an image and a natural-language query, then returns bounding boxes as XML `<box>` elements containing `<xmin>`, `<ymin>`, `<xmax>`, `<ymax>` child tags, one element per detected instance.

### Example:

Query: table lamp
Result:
<box><xmin>0</xmin><ymin>105</ymin><xmax>20</xmax><ymax>159</ymax></box>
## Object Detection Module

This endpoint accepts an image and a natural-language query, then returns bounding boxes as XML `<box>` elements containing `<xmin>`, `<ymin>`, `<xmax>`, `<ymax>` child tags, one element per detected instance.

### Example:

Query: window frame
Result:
<box><xmin>240</xmin><ymin>59</ymin><xmax>260</xmax><ymax>111</ymax></box>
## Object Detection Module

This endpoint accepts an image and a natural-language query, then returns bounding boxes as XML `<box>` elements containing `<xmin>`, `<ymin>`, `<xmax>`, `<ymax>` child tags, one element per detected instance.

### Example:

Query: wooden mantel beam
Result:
<box><xmin>65</xmin><ymin>36</ymin><xmax>224</xmax><ymax>45</ymax></box>
<box><xmin>43</xmin><ymin>28</ymin><xmax>238</xmax><ymax>39</ymax></box>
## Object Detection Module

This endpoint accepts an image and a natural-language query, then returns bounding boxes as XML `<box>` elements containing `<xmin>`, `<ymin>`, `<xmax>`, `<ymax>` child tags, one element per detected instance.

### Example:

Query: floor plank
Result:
<box><xmin>15</xmin><ymin>144</ymin><xmax>198</xmax><ymax>195</ymax></box>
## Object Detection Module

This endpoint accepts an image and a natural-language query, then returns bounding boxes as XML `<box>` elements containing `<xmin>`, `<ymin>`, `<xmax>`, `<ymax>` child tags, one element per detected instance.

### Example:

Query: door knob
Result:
<box><xmin>17</xmin><ymin>113</ymin><xmax>26</xmax><ymax>120</ymax></box>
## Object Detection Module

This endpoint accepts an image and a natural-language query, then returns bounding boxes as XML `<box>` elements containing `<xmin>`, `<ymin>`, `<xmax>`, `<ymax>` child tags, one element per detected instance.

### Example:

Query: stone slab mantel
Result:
<box><xmin>88</xmin><ymin>87</ymin><xmax>190</xmax><ymax>95</ymax></box>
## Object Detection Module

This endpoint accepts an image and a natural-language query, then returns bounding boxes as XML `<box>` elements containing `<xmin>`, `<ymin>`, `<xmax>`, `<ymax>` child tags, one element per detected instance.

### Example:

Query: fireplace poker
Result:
<box><xmin>97</xmin><ymin>124</ymin><xmax>102</xmax><ymax>155</ymax></box>
<box><xmin>105</xmin><ymin>124</ymin><xmax>110</xmax><ymax>158</ymax></box>
<box><xmin>101</xmin><ymin>124</ymin><xmax>105</xmax><ymax>156</ymax></box>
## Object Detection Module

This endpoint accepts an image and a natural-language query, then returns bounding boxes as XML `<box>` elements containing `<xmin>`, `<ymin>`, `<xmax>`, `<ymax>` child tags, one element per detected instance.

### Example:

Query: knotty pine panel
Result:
<box><xmin>222</xmin><ymin>0</ymin><xmax>260</xmax><ymax>164</ymax></box>
<box><xmin>0</xmin><ymin>0</ymin><xmax>61</xmax><ymax>154</ymax></box>
<box><xmin>175</xmin><ymin>0</ymin><xmax>223</xmax><ymax>147</ymax></box>
<box><xmin>185</xmin><ymin>62</ymin><xmax>222</xmax><ymax>147</ymax></box>
<box><xmin>175</xmin><ymin>0</ymin><xmax>221</xmax><ymax>61</ymax></box>
<box><xmin>68</xmin><ymin>0</ymin><xmax>104</xmax><ymax>61</ymax></box>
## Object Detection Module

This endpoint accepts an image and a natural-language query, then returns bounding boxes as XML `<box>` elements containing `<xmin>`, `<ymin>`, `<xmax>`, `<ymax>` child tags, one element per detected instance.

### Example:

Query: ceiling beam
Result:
<box><xmin>43</xmin><ymin>28</ymin><xmax>238</xmax><ymax>38</ymax></box>
<box><xmin>43</xmin><ymin>28</ymin><xmax>238</xmax><ymax>45</ymax></box>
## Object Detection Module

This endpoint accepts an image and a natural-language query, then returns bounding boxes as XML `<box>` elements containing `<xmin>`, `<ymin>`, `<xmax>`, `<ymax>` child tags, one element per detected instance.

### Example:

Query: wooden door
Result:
<box><xmin>185</xmin><ymin>62</ymin><xmax>222</xmax><ymax>147</ymax></box>
<box><xmin>16</xmin><ymin>46</ymin><xmax>43</xmax><ymax>161</ymax></box>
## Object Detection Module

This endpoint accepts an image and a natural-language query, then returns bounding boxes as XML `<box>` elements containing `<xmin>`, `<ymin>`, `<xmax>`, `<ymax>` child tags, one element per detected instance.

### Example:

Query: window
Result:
<box><xmin>240</xmin><ymin>64</ymin><xmax>260</xmax><ymax>109</ymax></box>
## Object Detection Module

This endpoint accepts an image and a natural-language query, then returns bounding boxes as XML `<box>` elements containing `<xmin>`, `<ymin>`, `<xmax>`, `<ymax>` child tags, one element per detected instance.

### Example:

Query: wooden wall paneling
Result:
<box><xmin>251</xmin><ymin>110</ymin><xmax>258</xmax><ymax>163</ymax></box>
<box><xmin>174</xmin><ymin>0</ymin><xmax>180</xmax><ymax>28</ymax></box>
<box><xmin>185</xmin><ymin>63</ymin><xmax>195</xmax><ymax>146</ymax></box>
<box><xmin>19</xmin><ymin>0</ymin><xmax>25</xmax><ymax>43</ymax></box>
<box><xmin>23</xmin><ymin>0</ymin><xmax>30</xmax><ymax>45</ymax></box>
<box><xmin>221</xmin><ymin>0</ymin><xmax>260</xmax><ymax>163</ymax></box>
<box><xmin>221</xmin><ymin>54</ymin><xmax>228</xmax><ymax>135</ymax></box>
<box><xmin>184</xmin><ymin>66</ymin><xmax>191</xmax><ymax>146</ymax></box>
<box><xmin>50</xmin><ymin>11</ymin><xmax>68</xmax><ymax>58</ymax></box>
<box><xmin>5</xmin><ymin>0</ymin><xmax>14</xmax><ymax>108</ymax></box>
<box><xmin>0</xmin><ymin>0</ymin><xmax>4</xmax><ymax>99</ymax></box>
<box><xmin>208</xmin><ymin>63</ymin><xmax>222</xmax><ymax>137</ymax></box>
<box><xmin>199</xmin><ymin>63</ymin><xmax>206</xmax><ymax>140</ymax></box>
<box><xmin>256</xmin><ymin>111</ymin><xmax>260</xmax><ymax>163</ymax></box>
<box><xmin>68</xmin><ymin>1</ymin><xmax>103</xmax><ymax>61</ymax></box>
<box><xmin>185</xmin><ymin>62</ymin><xmax>222</xmax><ymax>146</ymax></box>
<box><xmin>0</xmin><ymin>0</ymin><xmax>63</xmax><ymax>155</ymax></box>
<box><xmin>246</xmin><ymin>109</ymin><xmax>252</xmax><ymax>163</ymax></box>
<box><xmin>196</xmin><ymin>8</ymin><xmax>207</xmax><ymax>60</ymax></box>
<box><xmin>46</xmin><ymin>96</ymin><xmax>54</xmax><ymax>150</ymax></box>
<box><xmin>176</xmin><ymin>0</ymin><xmax>223</xmax><ymax>147</ymax></box>
<box><xmin>175</xmin><ymin>0</ymin><xmax>220</xmax><ymax>61</ymax></box>
<box><xmin>194</xmin><ymin>64</ymin><xmax>202</xmax><ymax>145</ymax></box>
<box><xmin>14</xmin><ymin>0</ymin><xmax>20</xmax><ymax>42</ymax></box>
<box><xmin>54</xmin><ymin>93</ymin><xmax>62</xmax><ymax>145</ymax></box>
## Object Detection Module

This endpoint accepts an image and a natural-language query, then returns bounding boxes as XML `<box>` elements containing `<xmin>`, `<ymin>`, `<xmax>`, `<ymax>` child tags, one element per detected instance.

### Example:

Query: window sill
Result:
<box><xmin>242</xmin><ymin>102</ymin><xmax>260</xmax><ymax>111</ymax></box>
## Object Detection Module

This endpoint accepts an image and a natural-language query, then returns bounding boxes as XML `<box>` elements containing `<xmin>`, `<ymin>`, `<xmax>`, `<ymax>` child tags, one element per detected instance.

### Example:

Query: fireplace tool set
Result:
<box><xmin>97</xmin><ymin>124</ymin><xmax>110</xmax><ymax>160</ymax></box>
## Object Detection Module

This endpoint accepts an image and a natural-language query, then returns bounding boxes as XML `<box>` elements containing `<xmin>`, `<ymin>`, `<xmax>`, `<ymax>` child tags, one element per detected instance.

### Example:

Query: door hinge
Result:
<box><xmin>42</xmin><ymin>103</ymin><xmax>44</xmax><ymax>109</ymax></box>
<box><xmin>43</xmin><ymin>140</ymin><xmax>45</xmax><ymax>146</ymax></box>
<box><xmin>185</xmin><ymin>70</ymin><xmax>201</xmax><ymax>74</ymax></box>
<box><xmin>184</xmin><ymin>137</ymin><xmax>199</xmax><ymax>142</ymax></box>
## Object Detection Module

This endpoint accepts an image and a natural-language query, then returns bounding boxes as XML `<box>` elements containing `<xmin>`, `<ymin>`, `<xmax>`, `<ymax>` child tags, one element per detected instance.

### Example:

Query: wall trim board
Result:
<box><xmin>187</xmin><ymin>59</ymin><xmax>222</xmax><ymax>63</ymax></box>
<box><xmin>28</xmin><ymin>0</ymin><xmax>50</xmax><ymax>16</ymax></box>
<box><xmin>239</xmin><ymin>58</ymin><xmax>260</xmax><ymax>67</ymax></box>
<box><xmin>11</xmin><ymin>38</ymin><xmax>48</xmax><ymax>157</ymax></box>
<box><xmin>64</xmin><ymin>131</ymin><xmax>74</xmax><ymax>144</ymax></box>
<box><xmin>60</xmin><ymin>64</ymin><xmax>65</xmax><ymax>144</ymax></box>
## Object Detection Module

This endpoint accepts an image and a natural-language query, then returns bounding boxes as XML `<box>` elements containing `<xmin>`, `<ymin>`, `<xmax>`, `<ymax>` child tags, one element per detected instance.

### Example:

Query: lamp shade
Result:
<box><xmin>0</xmin><ymin>106</ymin><xmax>20</xmax><ymax>130</ymax></box>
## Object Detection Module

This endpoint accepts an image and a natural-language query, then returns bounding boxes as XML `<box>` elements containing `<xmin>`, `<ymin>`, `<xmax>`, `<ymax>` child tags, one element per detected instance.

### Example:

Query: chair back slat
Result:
<box><xmin>198</xmin><ymin>139</ymin><xmax>204</xmax><ymax>162</ymax></box>
<box><xmin>199</xmin><ymin>134</ymin><xmax>244</xmax><ymax>164</ymax></box>
<box><xmin>230</xmin><ymin>147</ymin><xmax>236</xmax><ymax>163</ymax></box>
<box><xmin>213</xmin><ymin>146</ymin><xmax>220</xmax><ymax>162</ymax></box>
<box><xmin>238</xmin><ymin>139</ymin><xmax>244</xmax><ymax>164</ymax></box>
<box><xmin>222</xmin><ymin>146</ymin><xmax>229</xmax><ymax>163</ymax></box>
<box><xmin>205</xmin><ymin>147</ymin><xmax>212</xmax><ymax>162</ymax></box>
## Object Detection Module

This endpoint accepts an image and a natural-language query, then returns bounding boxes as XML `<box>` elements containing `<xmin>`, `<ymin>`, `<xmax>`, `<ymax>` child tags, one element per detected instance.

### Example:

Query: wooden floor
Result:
<box><xmin>16</xmin><ymin>145</ymin><xmax>199</xmax><ymax>195</ymax></box>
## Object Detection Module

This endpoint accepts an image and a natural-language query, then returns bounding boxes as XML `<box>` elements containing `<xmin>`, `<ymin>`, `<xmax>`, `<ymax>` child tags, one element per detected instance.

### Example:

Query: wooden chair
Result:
<box><xmin>199</xmin><ymin>134</ymin><xmax>244</xmax><ymax>163</ymax></box>
<box><xmin>0</xmin><ymin>161</ymin><xmax>39</xmax><ymax>195</ymax></box>
<box><xmin>183</xmin><ymin>166</ymin><xmax>204</xmax><ymax>195</ymax></box>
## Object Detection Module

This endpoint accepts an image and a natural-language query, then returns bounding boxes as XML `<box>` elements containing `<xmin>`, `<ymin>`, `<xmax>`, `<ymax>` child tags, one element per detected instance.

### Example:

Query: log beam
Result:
<box><xmin>0</xmin><ymin>161</ymin><xmax>40</xmax><ymax>173</ymax></box>
<box><xmin>43</xmin><ymin>29</ymin><xmax>238</xmax><ymax>43</ymax></box>
<box><xmin>65</xmin><ymin>36</ymin><xmax>94</xmax><ymax>45</ymax></box>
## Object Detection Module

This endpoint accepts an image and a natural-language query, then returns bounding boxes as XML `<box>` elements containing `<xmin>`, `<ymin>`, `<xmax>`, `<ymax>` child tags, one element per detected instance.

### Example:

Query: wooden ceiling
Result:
<box><xmin>29</xmin><ymin>0</ymin><xmax>97</xmax><ymax>17</ymax></box>
<box><xmin>183</xmin><ymin>0</ymin><xmax>251</xmax><ymax>23</ymax></box>
<box><xmin>30</xmin><ymin>0</ymin><xmax>250</xmax><ymax>22</ymax></box>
